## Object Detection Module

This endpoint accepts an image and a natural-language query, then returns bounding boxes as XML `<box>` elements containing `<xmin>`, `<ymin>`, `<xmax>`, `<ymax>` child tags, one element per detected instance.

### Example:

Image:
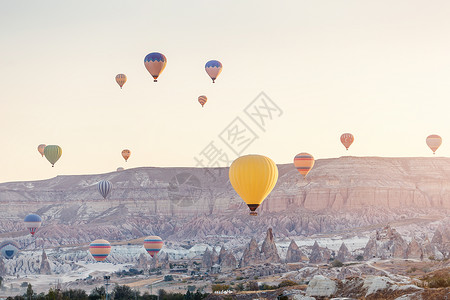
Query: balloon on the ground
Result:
<box><xmin>229</xmin><ymin>155</ymin><xmax>278</xmax><ymax>216</ymax></box>
<box><xmin>426</xmin><ymin>135</ymin><xmax>442</xmax><ymax>154</ymax></box>
<box><xmin>144</xmin><ymin>52</ymin><xmax>167</xmax><ymax>82</ymax></box>
<box><xmin>44</xmin><ymin>145</ymin><xmax>62</xmax><ymax>167</ymax></box>
<box><xmin>115</xmin><ymin>74</ymin><xmax>127</xmax><ymax>89</ymax></box>
<box><xmin>0</xmin><ymin>240</ymin><xmax>20</xmax><ymax>259</ymax></box>
<box><xmin>24</xmin><ymin>214</ymin><xmax>42</xmax><ymax>236</ymax></box>
<box><xmin>293</xmin><ymin>153</ymin><xmax>315</xmax><ymax>178</ymax></box>
<box><xmin>122</xmin><ymin>149</ymin><xmax>131</xmax><ymax>162</ymax></box>
<box><xmin>89</xmin><ymin>239</ymin><xmax>111</xmax><ymax>262</ymax></box>
<box><xmin>198</xmin><ymin>95</ymin><xmax>207</xmax><ymax>107</ymax></box>
<box><xmin>37</xmin><ymin>144</ymin><xmax>46</xmax><ymax>157</ymax></box>
<box><xmin>205</xmin><ymin>60</ymin><xmax>222</xmax><ymax>83</ymax></box>
<box><xmin>340</xmin><ymin>133</ymin><xmax>354</xmax><ymax>150</ymax></box>
<box><xmin>144</xmin><ymin>236</ymin><xmax>163</xmax><ymax>257</ymax></box>
<box><xmin>116</xmin><ymin>167</ymin><xmax>124</xmax><ymax>172</ymax></box>
<box><xmin>98</xmin><ymin>180</ymin><xmax>112</xmax><ymax>199</ymax></box>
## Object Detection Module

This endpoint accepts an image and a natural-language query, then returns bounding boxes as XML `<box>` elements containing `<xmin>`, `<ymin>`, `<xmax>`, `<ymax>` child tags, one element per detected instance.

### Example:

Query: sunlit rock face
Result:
<box><xmin>0</xmin><ymin>157</ymin><xmax>448</xmax><ymax>245</ymax></box>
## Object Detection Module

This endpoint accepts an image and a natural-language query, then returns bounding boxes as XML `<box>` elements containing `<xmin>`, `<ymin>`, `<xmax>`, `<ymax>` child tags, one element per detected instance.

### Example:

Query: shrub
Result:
<box><xmin>211</xmin><ymin>284</ymin><xmax>230</xmax><ymax>292</ymax></box>
<box><xmin>278</xmin><ymin>280</ymin><xmax>297</xmax><ymax>288</ymax></box>
<box><xmin>331</xmin><ymin>260</ymin><xmax>344</xmax><ymax>268</ymax></box>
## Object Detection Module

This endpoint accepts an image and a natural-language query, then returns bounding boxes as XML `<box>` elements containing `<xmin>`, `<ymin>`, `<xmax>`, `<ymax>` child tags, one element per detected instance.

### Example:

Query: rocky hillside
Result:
<box><xmin>0</xmin><ymin>157</ymin><xmax>449</xmax><ymax>245</ymax></box>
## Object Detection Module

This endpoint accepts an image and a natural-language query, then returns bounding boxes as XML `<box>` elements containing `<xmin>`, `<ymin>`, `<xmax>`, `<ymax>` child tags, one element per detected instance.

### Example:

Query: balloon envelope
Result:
<box><xmin>340</xmin><ymin>133</ymin><xmax>354</xmax><ymax>150</ymax></box>
<box><xmin>229</xmin><ymin>155</ymin><xmax>278</xmax><ymax>215</ymax></box>
<box><xmin>89</xmin><ymin>239</ymin><xmax>111</xmax><ymax>262</ymax></box>
<box><xmin>115</xmin><ymin>74</ymin><xmax>127</xmax><ymax>88</ymax></box>
<box><xmin>144</xmin><ymin>52</ymin><xmax>167</xmax><ymax>82</ymax></box>
<box><xmin>44</xmin><ymin>145</ymin><xmax>62</xmax><ymax>167</ymax></box>
<box><xmin>24</xmin><ymin>214</ymin><xmax>42</xmax><ymax>236</ymax></box>
<box><xmin>426</xmin><ymin>135</ymin><xmax>442</xmax><ymax>154</ymax></box>
<box><xmin>144</xmin><ymin>236</ymin><xmax>163</xmax><ymax>257</ymax></box>
<box><xmin>98</xmin><ymin>180</ymin><xmax>112</xmax><ymax>199</ymax></box>
<box><xmin>205</xmin><ymin>60</ymin><xmax>222</xmax><ymax>83</ymax></box>
<box><xmin>293</xmin><ymin>153</ymin><xmax>315</xmax><ymax>178</ymax></box>
<box><xmin>0</xmin><ymin>240</ymin><xmax>20</xmax><ymax>259</ymax></box>
<box><xmin>37</xmin><ymin>144</ymin><xmax>46</xmax><ymax>157</ymax></box>
<box><xmin>122</xmin><ymin>149</ymin><xmax>131</xmax><ymax>162</ymax></box>
<box><xmin>198</xmin><ymin>95</ymin><xmax>207</xmax><ymax>107</ymax></box>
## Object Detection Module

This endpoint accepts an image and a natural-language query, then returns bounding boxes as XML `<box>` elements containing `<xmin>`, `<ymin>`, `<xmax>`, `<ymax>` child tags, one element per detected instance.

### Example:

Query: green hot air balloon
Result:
<box><xmin>44</xmin><ymin>145</ymin><xmax>62</xmax><ymax>167</ymax></box>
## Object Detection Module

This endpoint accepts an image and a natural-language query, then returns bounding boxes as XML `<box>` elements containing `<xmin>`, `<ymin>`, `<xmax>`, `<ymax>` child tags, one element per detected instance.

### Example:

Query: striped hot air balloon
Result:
<box><xmin>24</xmin><ymin>214</ymin><xmax>42</xmax><ymax>236</ymax></box>
<box><xmin>144</xmin><ymin>236</ymin><xmax>163</xmax><ymax>257</ymax></box>
<box><xmin>340</xmin><ymin>133</ymin><xmax>354</xmax><ymax>150</ymax></box>
<box><xmin>44</xmin><ymin>145</ymin><xmax>62</xmax><ymax>167</ymax></box>
<box><xmin>89</xmin><ymin>239</ymin><xmax>111</xmax><ymax>262</ymax></box>
<box><xmin>115</xmin><ymin>74</ymin><xmax>127</xmax><ymax>89</ymax></box>
<box><xmin>293</xmin><ymin>153</ymin><xmax>315</xmax><ymax>179</ymax></box>
<box><xmin>205</xmin><ymin>60</ymin><xmax>222</xmax><ymax>83</ymax></box>
<box><xmin>37</xmin><ymin>144</ymin><xmax>46</xmax><ymax>157</ymax></box>
<box><xmin>122</xmin><ymin>149</ymin><xmax>131</xmax><ymax>162</ymax></box>
<box><xmin>98</xmin><ymin>180</ymin><xmax>112</xmax><ymax>199</ymax></box>
<box><xmin>198</xmin><ymin>95</ymin><xmax>207</xmax><ymax>107</ymax></box>
<box><xmin>0</xmin><ymin>240</ymin><xmax>20</xmax><ymax>259</ymax></box>
<box><xmin>144</xmin><ymin>52</ymin><xmax>167</xmax><ymax>82</ymax></box>
<box><xmin>426</xmin><ymin>135</ymin><xmax>442</xmax><ymax>154</ymax></box>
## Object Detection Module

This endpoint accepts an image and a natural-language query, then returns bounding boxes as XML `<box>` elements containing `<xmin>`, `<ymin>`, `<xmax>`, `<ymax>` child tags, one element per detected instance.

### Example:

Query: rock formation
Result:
<box><xmin>336</xmin><ymin>242</ymin><xmax>352</xmax><ymax>262</ymax></box>
<box><xmin>406</xmin><ymin>237</ymin><xmax>423</xmax><ymax>259</ymax></box>
<box><xmin>363</xmin><ymin>225</ymin><xmax>407</xmax><ymax>259</ymax></box>
<box><xmin>202</xmin><ymin>248</ymin><xmax>214</xmax><ymax>270</ymax></box>
<box><xmin>260</xmin><ymin>228</ymin><xmax>280</xmax><ymax>263</ymax></box>
<box><xmin>39</xmin><ymin>250</ymin><xmax>51</xmax><ymax>275</ymax></box>
<box><xmin>135</xmin><ymin>253</ymin><xmax>149</xmax><ymax>270</ymax></box>
<box><xmin>309</xmin><ymin>241</ymin><xmax>331</xmax><ymax>264</ymax></box>
<box><xmin>218</xmin><ymin>246</ymin><xmax>236</xmax><ymax>269</ymax></box>
<box><xmin>239</xmin><ymin>238</ymin><xmax>262</xmax><ymax>267</ymax></box>
<box><xmin>305</xmin><ymin>275</ymin><xmax>337</xmax><ymax>297</ymax></box>
<box><xmin>285</xmin><ymin>240</ymin><xmax>305</xmax><ymax>263</ymax></box>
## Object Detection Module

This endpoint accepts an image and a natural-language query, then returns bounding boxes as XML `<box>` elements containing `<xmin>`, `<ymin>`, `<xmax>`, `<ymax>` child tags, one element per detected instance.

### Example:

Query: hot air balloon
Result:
<box><xmin>144</xmin><ymin>52</ymin><xmax>167</xmax><ymax>82</ymax></box>
<box><xmin>122</xmin><ymin>149</ymin><xmax>131</xmax><ymax>162</ymax></box>
<box><xmin>37</xmin><ymin>144</ymin><xmax>46</xmax><ymax>157</ymax></box>
<box><xmin>98</xmin><ymin>180</ymin><xmax>112</xmax><ymax>199</ymax></box>
<box><xmin>115</xmin><ymin>74</ymin><xmax>127</xmax><ymax>89</ymax></box>
<box><xmin>426</xmin><ymin>135</ymin><xmax>442</xmax><ymax>154</ymax></box>
<box><xmin>89</xmin><ymin>239</ymin><xmax>111</xmax><ymax>262</ymax></box>
<box><xmin>198</xmin><ymin>95</ymin><xmax>207</xmax><ymax>107</ymax></box>
<box><xmin>44</xmin><ymin>145</ymin><xmax>62</xmax><ymax>167</ymax></box>
<box><xmin>144</xmin><ymin>236</ymin><xmax>163</xmax><ymax>258</ymax></box>
<box><xmin>293</xmin><ymin>153</ymin><xmax>315</xmax><ymax>178</ymax></box>
<box><xmin>205</xmin><ymin>60</ymin><xmax>222</xmax><ymax>83</ymax></box>
<box><xmin>24</xmin><ymin>214</ymin><xmax>42</xmax><ymax>236</ymax></box>
<box><xmin>229</xmin><ymin>155</ymin><xmax>278</xmax><ymax>216</ymax></box>
<box><xmin>0</xmin><ymin>240</ymin><xmax>20</xmax><ymax>259</ymax></box>
<box><xmin>340</xmin><ymin>133</ymin><xmax>354</xmax><ymax>150</ymax></box>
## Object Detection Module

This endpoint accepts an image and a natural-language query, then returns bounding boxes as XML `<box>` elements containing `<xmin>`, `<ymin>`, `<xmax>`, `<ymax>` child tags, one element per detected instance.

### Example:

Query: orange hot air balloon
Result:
<box><xmin>37</xmin><ymin>144</ymin><xmax>46</xmax><ymax>157</ymax></box>
<box><xmin>426</xmin><ymin>135</ymin><xmax>442</xmax><ymax>154</ymax></box>
<box><xmin>115</xmin><ymin>74</ymin><xmax>127</xmax><ymax>89</ymax></box>
<box><xmin>198</xmin><ymin>95</ymin><xmax>207</xmax><ymax>107</ymax></box>
<box><xmin>340</xmin><ymin>133</ymin><xmax>354</xmax><ymax>150</ymax></box>
<box><xmin>89</xmin><ymin>239</ymin><xmax>111</xmax><ymax>262</ymax></box>
<box><xmin>122</xmin><ymin>149</ymin><xmax>131</xmax><ymax>162</ymax></box>
<box><xmin>293</xmin><ymin>153</ymin><xmax>315</xmax><ymax>178</ymax></box>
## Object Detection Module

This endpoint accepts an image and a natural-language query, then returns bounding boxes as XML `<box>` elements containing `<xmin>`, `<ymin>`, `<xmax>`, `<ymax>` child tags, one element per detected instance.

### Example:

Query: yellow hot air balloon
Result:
<box><xmin>293</xmin><ymin>152</ymin><xmax>315</xmax><ymax>178</ymax></box>
<box><xmin>115</xmin><ymin>74</ymin><xmax>127</xmax><ymax>89</ymax></box>
<box><xmin>426</xmin><ymin>135</ymin><xmax>442</xmax><ymax>154</ymax></box>
<box><xmin>122</xmin><ymin>149</ymin><xmax>131</xmax><ymax>162</ymax></box>
<box><xmin>229</xmin><ymin>155</ymin><xmax>278</xmax><ymax>216</ymax></box>
<box><xmin>44</xmin><ymin>145</ymin><xmax>62</xmax><ymax>167</ymax></box>
<box><xmin>37</xmin><ymin>144</ymin><xmax>46</xmax><ymax>157</ymax></box>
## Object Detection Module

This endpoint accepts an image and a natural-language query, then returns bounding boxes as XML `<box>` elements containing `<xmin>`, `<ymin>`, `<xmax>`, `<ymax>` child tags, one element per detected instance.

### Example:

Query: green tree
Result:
<box><xmin>331</xmin><ymin>259</ymin><xmax>343</xmax><ymax>268</ymax></box>
<box><xmin>26</xmin><ymin>283</ymin><xmax>34</xmax><ymax>300</ymax></box>
<box><xmin>88</xmin><ymin>286</ymin><xmax>105</xmax><ymax>300</ymax></box>
<box><xmin>62</xmin><ymin>289</ymin><xmax>88</xmax><ymax>300</ymax></box>
<box><xmin>112</xmin><ymin>285</ymin><xmax>136</xmax><ymax>300</ymax></box>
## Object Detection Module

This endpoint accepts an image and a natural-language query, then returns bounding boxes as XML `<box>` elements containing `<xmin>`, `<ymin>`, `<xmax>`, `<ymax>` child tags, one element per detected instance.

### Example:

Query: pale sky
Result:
<box><xmin>1</xmin><ymin>0</ymin><xmax>450</xmax><ymax>183</ymax></box>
